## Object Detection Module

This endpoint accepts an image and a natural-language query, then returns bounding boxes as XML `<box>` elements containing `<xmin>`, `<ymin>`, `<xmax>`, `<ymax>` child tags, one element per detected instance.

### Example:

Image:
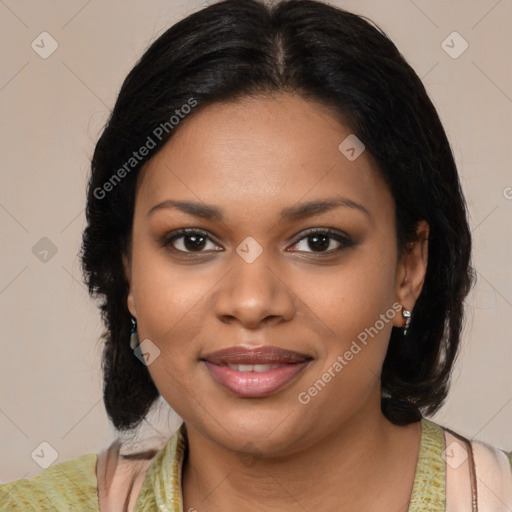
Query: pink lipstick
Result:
<box><xmin>201</xmin><ymin>346</ymin><xmax>312</xmax><ymax>398</ymax></box>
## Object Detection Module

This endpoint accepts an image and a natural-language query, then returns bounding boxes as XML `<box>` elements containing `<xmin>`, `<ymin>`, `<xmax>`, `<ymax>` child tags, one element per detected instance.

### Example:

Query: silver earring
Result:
<box><xmin>130</xmin><ymin>317</ymin><xmax>139</xmax><ymax>350</ymax></box>
<box><xmin>402</xmin><ymin>308</ymin><xmax>412</xmax><ymax>336</ymax></box>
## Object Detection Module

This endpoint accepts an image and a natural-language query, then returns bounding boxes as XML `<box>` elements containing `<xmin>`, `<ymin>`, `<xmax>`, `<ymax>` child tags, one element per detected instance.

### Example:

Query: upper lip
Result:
<box><xmin>201</xmin><ymin>345</ymin><xmax>312</xmax><ymax>365</ymax></box>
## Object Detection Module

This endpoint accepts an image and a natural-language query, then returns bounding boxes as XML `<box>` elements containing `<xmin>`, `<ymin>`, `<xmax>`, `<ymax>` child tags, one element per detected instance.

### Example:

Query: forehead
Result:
<box><xmin>136</xmin><ymin>93</ymin><xmax>393</xmax><ymax>223</ymax></box>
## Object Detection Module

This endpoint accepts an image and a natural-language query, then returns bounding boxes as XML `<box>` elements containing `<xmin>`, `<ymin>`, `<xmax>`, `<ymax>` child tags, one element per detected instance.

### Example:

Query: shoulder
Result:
<box><xmin>423</xmin><ymin>418</ymin><xmax>512</xmax><ymax>510</ymax></box>
<box><xmin>0</xmin><ymin>432</ymin><xmax>169</xmax><ymax>512</ymax></box>
<box><xmin>467</xmin><ymin>435</ymin><xmax>512</xmax><ymax>507</ymax></box>
<box><xmin>431</xmin><ymin>418</ymin><xmax>512</xmax><ymax>475</ymax></box>
<box><xmin>96</xmin><ymin>437</ymin><xmax>163</xmax><ymax>512</ymax></box>
<box><xmin>0</xmin><ymin>452</ymin><xmax>99</xmax><ymax>511</ymax></box>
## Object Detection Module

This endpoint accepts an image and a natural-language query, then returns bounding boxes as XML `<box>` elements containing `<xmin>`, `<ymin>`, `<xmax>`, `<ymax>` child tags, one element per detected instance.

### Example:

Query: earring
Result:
<box><xmin>130</xmin><ymin>317</ymin><xmax>139</xmax><ymax>350</ymax></box>
<box><xmin>381</xmin><ymin>389</ymin><xmax>392</xmax><ymax>399</ymax></box>
<box><xmin>402</xmin><ymin>307</ymin><xmax>412</xmax><ymax>336</ymax></box>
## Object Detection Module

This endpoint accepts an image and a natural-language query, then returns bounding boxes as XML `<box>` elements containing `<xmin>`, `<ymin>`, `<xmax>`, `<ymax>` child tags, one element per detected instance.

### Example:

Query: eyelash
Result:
<box><xmin>161</xmin><ymin>227</ymin><xmax>354</xmax><ymax>256</ymax></box>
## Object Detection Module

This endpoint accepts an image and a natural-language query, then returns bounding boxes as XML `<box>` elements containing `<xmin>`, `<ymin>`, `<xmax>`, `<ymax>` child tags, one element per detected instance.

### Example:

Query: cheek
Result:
<box><xmin>294</xmin><ymin>239</ymin><xmax>398</xmax><ymax>401</ymax></box>
<box><xmin>295</xmin><ymin>239</ymin><xmax>397</xmax><ymax>347</ymax></box>
<box><xmin>130</xmin><ymin>236</ymin><xmax>211</xmax><ymax>337</ymax></box>
<box><xmin>128</xmin><ymin>246</ymin><xmax>210</xmax><ymax>390</ymax></box>
<box><xmin>130</xmin><ymin>251</ymin><xmax>208</xmax><ymax>413</ymax></box>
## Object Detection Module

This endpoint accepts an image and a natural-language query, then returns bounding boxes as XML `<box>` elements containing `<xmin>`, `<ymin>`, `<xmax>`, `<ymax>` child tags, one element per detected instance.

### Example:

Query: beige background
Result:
<box><xmin>0</xmin><ymin>0</ymin><xmax>511</xmax><ymax>482</ymax></box>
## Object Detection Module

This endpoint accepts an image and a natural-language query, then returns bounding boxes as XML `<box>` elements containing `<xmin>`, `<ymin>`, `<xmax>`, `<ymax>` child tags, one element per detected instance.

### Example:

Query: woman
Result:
<box><xmin>1</xmin><ymin>0</ymin><xmax>510</xmax><ymax>510</ymax></box>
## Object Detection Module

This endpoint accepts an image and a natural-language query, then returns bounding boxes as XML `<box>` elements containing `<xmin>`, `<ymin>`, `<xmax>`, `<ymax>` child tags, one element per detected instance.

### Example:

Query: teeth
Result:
<box><xmin>238</xmin><ymin>364</ymin><xmax>254</xmax><ymax>372</ymax></box>
<box><xmin>227</xmin><ymin>364</ymin><xmax>281</xmax><ymax>372</ymax></box>
<box><xmin>254</xmin><ymin>364</ymin><xmax>280</xmax><ymax>372</ymax></box>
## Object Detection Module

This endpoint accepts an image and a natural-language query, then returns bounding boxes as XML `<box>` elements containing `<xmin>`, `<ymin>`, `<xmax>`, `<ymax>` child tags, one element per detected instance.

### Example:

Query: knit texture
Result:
<box><xmin>409</xmin><ymin>418</ymin><xmax>446</xmax><ymax>511</ymax></box>
<box><xmin>0</xmin><ymin>453</ymin><xmax>99</xmax><ymax>511</ymax></box>
<box><xmin>1</xmin><ymin>418</ymin><xmax>511</xmax><ymax>511</ymax></box>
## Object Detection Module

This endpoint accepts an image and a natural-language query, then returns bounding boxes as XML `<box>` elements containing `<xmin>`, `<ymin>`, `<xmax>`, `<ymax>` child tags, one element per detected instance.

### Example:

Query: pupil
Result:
<box><xmin>185</xmin><ymin>234</ymin><xmax>206</xmax><ymax>251</ymax></box>
<box><xmin>182</xmin><ymin>234</ymin><xmax>331</xmax><ymax>252</ymax></box>
<box><xmin>309</xmin><ymin>234</ymin><xmax>329</xmax><ymax>251</ymax></box>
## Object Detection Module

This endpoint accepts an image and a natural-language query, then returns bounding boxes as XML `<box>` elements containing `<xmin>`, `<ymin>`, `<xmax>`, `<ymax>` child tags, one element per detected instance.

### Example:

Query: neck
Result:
<box><xmin>181</xmin><ymin>399</ymin><xmax>422</xmax><ymax>512</ymax></box>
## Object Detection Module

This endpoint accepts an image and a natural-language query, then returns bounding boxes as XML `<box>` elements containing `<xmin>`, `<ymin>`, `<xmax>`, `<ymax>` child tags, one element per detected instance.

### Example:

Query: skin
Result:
<box><xmin>124</xmin><ymin>93</ymin><xmax>429</xmax><ymax>512</ymax></box>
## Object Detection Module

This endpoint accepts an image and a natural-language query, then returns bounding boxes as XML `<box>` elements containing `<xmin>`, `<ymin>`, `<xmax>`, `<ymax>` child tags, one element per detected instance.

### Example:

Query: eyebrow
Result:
<box><xmin>147</xmin><ymin>196</ymin><xmax>371</xmax><ymax>222</ymax></box>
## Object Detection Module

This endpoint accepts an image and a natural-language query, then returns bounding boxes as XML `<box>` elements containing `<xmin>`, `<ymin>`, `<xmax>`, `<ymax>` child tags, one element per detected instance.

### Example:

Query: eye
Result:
<box><xmin>288</xmin><ymin>228</ymin><xmax>354</xmax><ymax>254</ymax></box>
<box><xmin>162</xmin><ymin>227</ymin><xmax>354</xmax><ymax>255</ymax></box>
<box><xmin>162</xmin><ymin>228</ymin><xmax>222</xmax><ymax>253</ymax></box>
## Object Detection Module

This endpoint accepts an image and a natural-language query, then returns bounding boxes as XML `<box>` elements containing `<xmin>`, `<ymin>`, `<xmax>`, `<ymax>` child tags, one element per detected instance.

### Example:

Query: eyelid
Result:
<box><xmin>287</xmin><ymin>227</ymin><xmax>354</xmax><ymax>252</ymax></box>
<box><xmin>290</xmin><ymin>227</ymin><xmax>352</xmax><ymax>243</ymax></box>
<box><xmin>161</xmin><ymin>228</ymin><xmax>221</xmax><ymax>250</ymax></box>
<box><xmin>162</xmin><ymin>227</ymin><xmax>354</xmax><ymax>254</ymax></box>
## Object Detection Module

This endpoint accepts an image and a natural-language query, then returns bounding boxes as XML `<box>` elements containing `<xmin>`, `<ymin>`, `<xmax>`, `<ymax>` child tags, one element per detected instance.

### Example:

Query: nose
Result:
<box><xmin>213</xmin><ymin>248</ymin><xmax>296</xmax><ymax>329</ymax></box>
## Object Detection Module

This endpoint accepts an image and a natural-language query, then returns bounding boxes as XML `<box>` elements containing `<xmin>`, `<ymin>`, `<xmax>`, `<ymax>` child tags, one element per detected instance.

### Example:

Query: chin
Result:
<box><xmin>195</xmin><ymin>404</ymin><xmax>313</xmax><ymax>456</ymax></box>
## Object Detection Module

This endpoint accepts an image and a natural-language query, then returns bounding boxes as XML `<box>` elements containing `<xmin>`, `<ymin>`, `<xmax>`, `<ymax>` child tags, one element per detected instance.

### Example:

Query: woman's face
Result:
<box><xmin>125</xmin><ymin>93</ymin><xmax>427</xmax><ymax>456</ymax></box>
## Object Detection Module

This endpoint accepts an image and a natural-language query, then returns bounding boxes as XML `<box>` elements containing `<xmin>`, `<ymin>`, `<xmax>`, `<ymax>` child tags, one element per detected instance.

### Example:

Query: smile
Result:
<box><xmin>201</xmin><ymin>345</ymin><xmax>312</xmax><ymax>398</ymax></box>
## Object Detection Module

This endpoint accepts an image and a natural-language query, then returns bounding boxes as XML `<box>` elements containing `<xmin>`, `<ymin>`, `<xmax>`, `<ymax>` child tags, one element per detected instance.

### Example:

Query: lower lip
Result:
<box><xmin>203</xmin><ymin>361</ymin><xmax>310</xmax><ymax>398</ymax></box>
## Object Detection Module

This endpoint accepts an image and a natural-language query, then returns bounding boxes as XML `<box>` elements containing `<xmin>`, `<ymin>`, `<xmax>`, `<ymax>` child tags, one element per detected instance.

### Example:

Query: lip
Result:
<box><xmin>202</xmin><ymin>345</ymin><xmax>311</xmax><ymax>365</ymax></box>
<box><xmin>201</xmin><ymin>345</ymin><xmax>312</xmax><ymax>398</ymax></box>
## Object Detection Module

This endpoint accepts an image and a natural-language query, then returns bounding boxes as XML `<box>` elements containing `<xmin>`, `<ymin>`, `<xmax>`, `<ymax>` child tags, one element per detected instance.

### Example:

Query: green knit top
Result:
<box><xmin>1</xmin><ymin>418</ymin><xmax>510</xmax><ymax>511</ymax></box>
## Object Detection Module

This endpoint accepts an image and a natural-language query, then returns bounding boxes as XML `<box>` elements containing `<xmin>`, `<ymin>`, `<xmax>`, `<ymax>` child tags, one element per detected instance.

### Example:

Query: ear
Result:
<box><xmin>393</xmin><ymin>220</ymin><xmax>429</xmax><ymax>328</ymax></box>
<box><xmin>123</xmin><ymin>253</ymin><xmax>137</xmax><ymax>318</ymax></box>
